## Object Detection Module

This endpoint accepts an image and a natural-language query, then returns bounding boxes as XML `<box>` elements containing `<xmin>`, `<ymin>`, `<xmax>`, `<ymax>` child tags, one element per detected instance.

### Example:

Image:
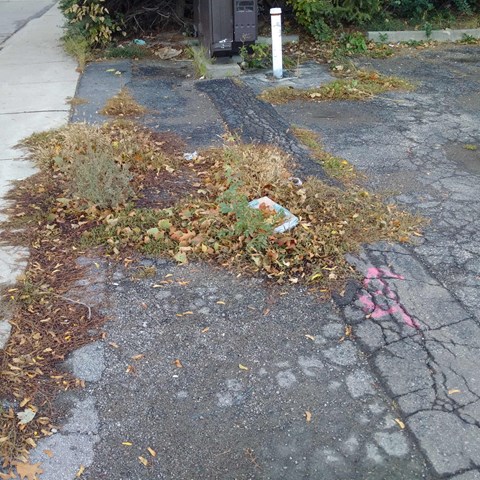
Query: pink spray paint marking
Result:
<box><xmin>358</xmin><ymin>267</ymin><xmax>420</xmax><ymax>329</ymax></box>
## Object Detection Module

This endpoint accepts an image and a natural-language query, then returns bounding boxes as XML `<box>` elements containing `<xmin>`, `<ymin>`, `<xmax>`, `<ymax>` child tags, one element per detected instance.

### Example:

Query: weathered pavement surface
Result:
<box><xmin>30</xmin><ymin>45</ymin><xmax>480</xmax><ymax>478</ymax></box>
<box><xmin>277</xmin><ymin>45</ymin><xmax>480</xmax><ymax>477</ymax></box>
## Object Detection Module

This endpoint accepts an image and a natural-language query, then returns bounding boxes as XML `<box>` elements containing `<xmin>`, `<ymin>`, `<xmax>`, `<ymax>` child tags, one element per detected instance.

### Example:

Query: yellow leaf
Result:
<box><xmin>138</xmin><ymin>456</ymin><xmax>148</xmax><ymax>467</ymax></box>
<box><xmin>305</xmin><ymin>334</ymin><xmax>315</xmax><ymax>341</ymax></box>
<box><xmin>394</xmin><ymin>418</ymin><xmax>405</xmax><ymax>429</ymax></box>
<box><xmin>305</xmin><ymin>411</ymin><xmax>312</xmax><ymax>423</ymax></box>
<box><xmin>76</xmin><ymin>465</ymin><xmax>85</xmax><ymax>477</ymax></box>
<box><xmin>239</xmin><ymin>364</ymin><xmax>249</xmax><ymax>371</ymax></box>
<box><xmin>122</xmin><ymin>442</ymin><xmax>133</xmax><ymax>446</ymax></box>
<box><xmin>147</xmin><ymin>447</ymin><xmax>156</xmax><ymax>457</ymax></box>
<box><xmin>345</xmin><ymin>325</ymin><xmax>352</xmax><ymax>337</ymax></box>
<box><xmin>448</xmin><ymin>389</ymin><xmax>461</xmax><ymax>395</ymax></box>
<box><xmin>216</xmin><ymin>301</ymin><xmax>225</xmax><ymax>305</ymax></box>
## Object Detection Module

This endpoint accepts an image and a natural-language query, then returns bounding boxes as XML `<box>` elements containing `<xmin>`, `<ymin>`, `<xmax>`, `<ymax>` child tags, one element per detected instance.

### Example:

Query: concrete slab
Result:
<box><xmin>0</xmin><ymin>60</ymin><xmax>78</xmax><ymax>85</ymax></box>
<box><xmin>0</xmin><ymin>0</ymin><xmax>54</xmax><ymax>45</ymax></box>
<box><xmin>0</xmin><ymin>111</ymin><xmax>70</xmax><ymax>158</ymax></box>
<box><xmin>0</xmin><ymin>245</ymin><xmax>29</xmax><ymax>285</ymax></box>
<box><xmin>368</xmin><ymin>28</ymin><xmax>480</xmax><ymax>43</ymax></box>
<box><xmin>0</xmin><ymin>158</ymin><xmax>37</xmax><ymax>198</ymax></box>
<box><xmin>0</xmin><ymin>81</ymin><xmax>76</xmax><ymax>113</ymax></box>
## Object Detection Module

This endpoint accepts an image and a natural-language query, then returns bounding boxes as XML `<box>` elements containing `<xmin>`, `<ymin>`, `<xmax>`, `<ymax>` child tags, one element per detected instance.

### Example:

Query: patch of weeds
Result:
<box><xmin>82</xmin><ymin>139</ymin><xmax>423</xmax><ymax>291</ymax></box>
<box><xmin>464</xmin><ymin>144</ymin><xmax>478</xmax><ymax>151</ymax></box>
<box><xmin>106</xmin><ymin>44</ymin><xmax>150</xmax><ymax>59</ymax></box>
<box><xmin>70</xmin><ymin>146</ymin><xmax>133</xmax><ymax>208</ymax></box>
<box><xmin>63</xmin><ymin>33</ymin><xmax>91</xmax><ymax>72</ymax></box>
<box><xmin>259</xmin><ymin>69</ymin><xmax>414</xmax><ymax>105</ymax></box>
<box><xmin>131</xmin><ymin>265</ymin><xmax>157</xmax><ymax>280</ymax></box>
<box><xmin>291</xmin><ymin>127</ymin><xmax>358</xmax><ymax>182</ymax></box>
<box><xmin>458</xmin><ymin>33</ymin><xmax>480</xmax><ymax>44</ymax></box>
<box><xmin>187</xmin><ymin>45</ymin><xmax>212</xmax><ymax>78</ymax></box>
<box><xmin>240</xmin><ymin>43</ymin><xmax>297</xmax><ymax>70</ymax></box>
<box><xmin>1</xmin><ymin>122</ymin><xmax>423</xmax><ymax>468</ymax></box>
<box><xmin>99</xmin><ymin>87</ymin><xmax>147</xmax><ymax>117</ymax></box>
<box><xmin>66</xmin><ymin>96</ymin><xmax>88</xmax><ymax>106</ymax></box>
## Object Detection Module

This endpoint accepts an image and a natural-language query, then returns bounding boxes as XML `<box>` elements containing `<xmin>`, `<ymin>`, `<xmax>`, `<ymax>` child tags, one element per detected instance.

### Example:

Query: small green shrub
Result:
<box><xmin>60</xmin><ymin>0</ymin><xmax>123</xmax><ymax>47</ymax></box>
<box><xmin>239</xmin><ymin>43</ymin><xmax>272</xmax><ymax>69</ymax></box>
<box><xmin>288</xmin><ymin>0</ymin><xmax>381</xmax><ymax>41</ymax></box>
<box><xmin>69</xmin><ymin>145</ymin><xmax>133</xmax><ymax>208</ymax></box>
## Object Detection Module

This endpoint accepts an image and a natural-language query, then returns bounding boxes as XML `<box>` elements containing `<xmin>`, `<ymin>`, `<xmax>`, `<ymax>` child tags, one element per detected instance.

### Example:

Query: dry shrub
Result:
<box><xmin>69</xmin><ymin>146</ymin><xmax>133</xmax><ymax>208</ymax></box>
<box><xmin>18</xmin><ymin>122</ymin><xmax>180</xmax><ymax>209</ymax></box>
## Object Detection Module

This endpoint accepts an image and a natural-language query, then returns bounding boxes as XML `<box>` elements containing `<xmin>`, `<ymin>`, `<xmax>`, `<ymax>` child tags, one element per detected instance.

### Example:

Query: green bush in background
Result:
<box><xmin>60</xmin><ymin>0</ymin><xmax>123</xmax><ymax>46</ymax></box>
<box><xmin>288</xmin><ymin>0</ymin><xmax>479</xmax><ymax>39</ymax></box>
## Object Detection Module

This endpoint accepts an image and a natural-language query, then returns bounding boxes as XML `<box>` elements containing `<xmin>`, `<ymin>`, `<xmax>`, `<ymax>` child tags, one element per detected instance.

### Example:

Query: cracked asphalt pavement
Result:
<box><xmin>30</xmin><ymin>44</ymin><xmax>480</xmax><ymax>478</ymax></box>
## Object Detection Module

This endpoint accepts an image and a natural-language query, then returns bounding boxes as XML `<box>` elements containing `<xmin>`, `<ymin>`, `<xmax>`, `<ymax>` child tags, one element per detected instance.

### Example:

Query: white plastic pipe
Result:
<box><xmin>270</xmin><ymin>8</ymin><xmax>283</xmax><ymax>79</ymax></box>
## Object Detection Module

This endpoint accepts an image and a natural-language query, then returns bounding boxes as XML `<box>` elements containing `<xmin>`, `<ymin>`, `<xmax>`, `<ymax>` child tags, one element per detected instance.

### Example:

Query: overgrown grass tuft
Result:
<box><xmin>260</xmin><ymin>70</ymin><xmax>414</xmax><ymax>105</ymax></box>
<box><xmin>63</xmin><ymin>34</ymin><xmax>91</xmax><ymax>72</ymax></box>
<box><xmin>292</xmin><ymin>127</ymin><xmax>358</xmax><ymax>182</ymax></box>
<box><xmin>99</xmin><ymin>87</ymin><xmax>147</xmax><ymax>117</ymax></box>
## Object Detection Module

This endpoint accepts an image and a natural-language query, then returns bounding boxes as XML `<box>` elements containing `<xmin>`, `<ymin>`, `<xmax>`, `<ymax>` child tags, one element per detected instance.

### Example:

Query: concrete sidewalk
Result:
<box><xmin>0</xmin><ymin>2</ymin><xmax>79</xmax><ymax>346</ymax></box>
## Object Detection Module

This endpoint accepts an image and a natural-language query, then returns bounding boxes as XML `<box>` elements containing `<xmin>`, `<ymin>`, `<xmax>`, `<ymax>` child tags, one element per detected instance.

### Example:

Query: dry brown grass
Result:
<box><xmin>99</xmin><ymin>87</ymin><xmax>147</xmax><ymax>117</ymax></box>
<box><xmin>260</xmin><ymin>70</ymin><xmax>414</xmax><ymax>105</ymax></box>
<box><xmin>292</xmin><ymin>127</ymin><xmax>359</xmax><ymax>182</ymax></box>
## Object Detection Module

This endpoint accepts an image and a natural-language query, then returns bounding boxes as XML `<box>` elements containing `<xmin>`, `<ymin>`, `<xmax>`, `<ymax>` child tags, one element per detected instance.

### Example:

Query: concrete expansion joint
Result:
<box><xmin>0</xmin><ymin>109</ymin><xmax>71</xmax><ymax>115</ymax></box>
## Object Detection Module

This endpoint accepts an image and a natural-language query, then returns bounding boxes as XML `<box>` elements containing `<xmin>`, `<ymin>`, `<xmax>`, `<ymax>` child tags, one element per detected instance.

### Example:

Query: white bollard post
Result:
<box><xmin>270</xmin><ymin>8</ymin><xmax>283</xmax><ymax>79</ymax></box>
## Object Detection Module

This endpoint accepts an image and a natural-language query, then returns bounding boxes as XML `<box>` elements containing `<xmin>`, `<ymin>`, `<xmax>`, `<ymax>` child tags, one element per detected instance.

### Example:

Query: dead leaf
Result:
<box><xmin>448</xmin><ymin>389</ymin><xmax>461</xmax><ymax>395</ymax></box>
<box><xmin>345</xmin><ymin>325</ymin><xmax>352</xmax><ymax>337</ymax></box>
<box><xmin>147</xmin><ymin>447</ymin><xmax>157</xmax><ymax>457</ymax></box>
<box><xmin>155</xmin><ymin>46</ymin><xmax>182</xmax><ymax>60</ymax></box>
<box><xmin>174</xmin><ymin>359</ymin><xmax>183</xmax><ymax>368</ymax></box>
<box><xmin>138</xmin><ymin>456</ymin><xmax>148</xmax><ymax>467</ymax></box>
<box><xmin>14</xmin><ymin>462</ymin><xmax>44</xmax><ymax>480</ymax></box>
<box><xmin>239</xmin><ymin>364</ymin><xmax>249</xmax><ymax>371</ymax></box>
<box><xmin>43</xmin><ymin>449</ymin><xmax>54</xmax><ymax>458</ymax></box>
<box><xmin>17</xmin><ymin>408</ymin><xmax>36</xmax><ymax>425</ymax></box>
<box><xmin>131</xmin><ymin>354</ymin><xmax>145</xmax><ymax>361</ymax></box>
<box><xmin>0</xmin><ymin>472</ymin><xmax>16</xmax><ymax>479</ymax></box>
<box><xmin>216</xmin><ymin>301</ymin><xmax>225</xmax><ymax>305</ymax></box>
<box><xmin>305</xmin><ymin>411</ymin><xmax>312</xmax><ymax>422</ymax></box>
<box><xmin>76</xmin><ymin>465</ymin><xmax>85</xmax><ymax>477</ymax></box>
<box><xmin>305</xmin><ymin>334</ymin><xmax>315</xmax><ymax>341</ymax></box>
<box><xmin>108</xmin><ymin>342</ymin><xmax>119</xmax><ymax>349</ymax></box>
<box><xmin>201</xmin><ymin>327</ymin><xmax>209</xmax><ymax>333</ymax></box>
<box><xmin>394</xmin><ymin>418</ymin><xmax>405</xmax><ymax>429</ymax></box>
<box><xmin>126</xmin><ymin>365</ymin><xmax>136</xmax><ymax>375</ymax></box>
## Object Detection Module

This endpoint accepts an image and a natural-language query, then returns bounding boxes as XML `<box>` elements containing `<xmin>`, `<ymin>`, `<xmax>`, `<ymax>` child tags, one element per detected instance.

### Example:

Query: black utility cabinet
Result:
<box><xmin>194</xmin><ymin>0</ymin><xmax>258</xmax><ymax>56</ymax></box>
